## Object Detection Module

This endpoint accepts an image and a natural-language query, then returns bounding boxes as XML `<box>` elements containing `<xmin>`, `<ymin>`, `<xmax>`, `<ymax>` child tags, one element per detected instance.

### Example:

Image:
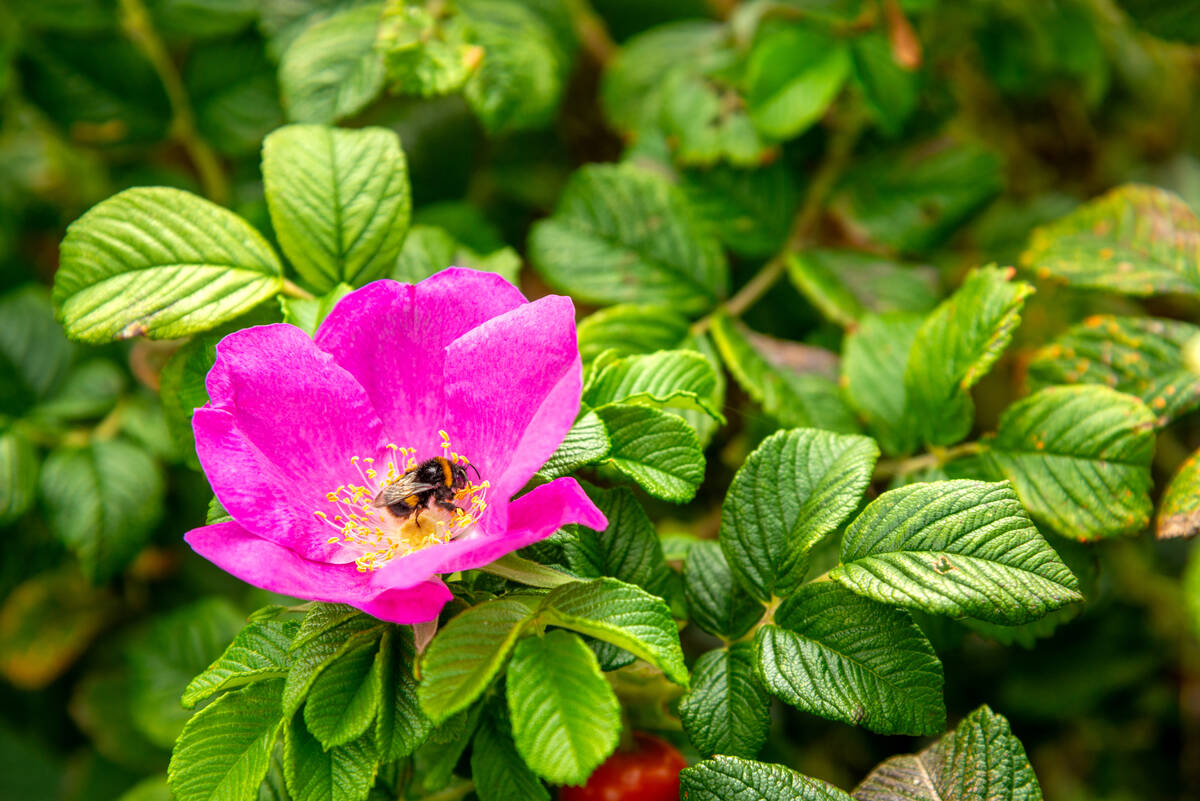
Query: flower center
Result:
<box><xmin>314</xmin><ymin>430</ymin><xmax>489</xmax><ymax>572</ymax></box>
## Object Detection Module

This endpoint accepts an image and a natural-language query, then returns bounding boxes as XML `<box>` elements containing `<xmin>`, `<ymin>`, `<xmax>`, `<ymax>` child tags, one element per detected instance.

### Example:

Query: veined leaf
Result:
<box><xmin>539</xmin><ymin>578</ymin><xmax>688</xmax><ymax>686</ymax></box>
<box><xmin>1020</xmin><ymin>184</ymin><xmax>1200</xmax><ymax>296</ymax></box>
<box><xmin>754</xmin><ymin>583</ymin><xmax>945</xmax><ymax>736</ymax></box>
<box><xmin>528</xmin><ymin>164</ymin><xmax>728</xmax><ymax>314</ymax></box>
<box><xmin>279</xmin><ymin>3</ymin><xmax>384</xmax><ymax>124</ymax></box>
<box><xmin>712</xmin><ymin>314</ymin><xmax>858</xmax><ymax>433</ymax></box>
<box><xmin>787</xmin><ymin>250</ymin><xmax>939</xmax><ymax>328</ymax></box>
<box><xmin>1028</xmin><ymin>315</ymin><xmax>1200</xmax><ymax>426</ymax></box>
<box><xmin>0</xmin><ymin>286</ymin><xmax>70</xmax><ymax>414</ymax></box>
<box><xmin>842</xmin><ymin>313</ymin><xmax>923</xmax><ymax>456</ymax></box>
<box><xmin>853</xmin><ymin>705</ymin><xmax>1042</xmax><ymax>801</ymax></box>
<box><xmin>722</xmin><ymin>428</ymin><xmax>879</xmax><ymax>602</ymax></box>
<box><xmin>679</xmin><ymin>644</ymin><xmax>769</xmax><ymax>758</ymax></box>
<box><xmin>167</xmin><ymin>680</ymin><xmax>284</xmax><ymax>801</ymax></box>
<box><xmin>535</xmin><ymin>411</ymin><xmax>609</xmax><ymax>480</ymax></box>
<box><xmin>283</xmin><ymin>714</ymin><xmax>378</xmax><ymax>801</ymax></box>
<box><xmin>746</xmin><ymin>23</ymin><xmax>850</xmax><ymax>140</ymax></box>
<box><xmin>54</xmin><ymin>187</ymin><xmax>283</xmax><ymax>342</ymax></box>
<box><xmin>577</xmin><ymin>304</ymin><xmax>691</xmax><ymax>364</ymax></box>
<box><xmin>375</xmin><ymin>628</ymin><xmax>431</xmax><ymax>760</ymax></box>
<box><xmin>584</xmin><ymin>349</ymin><xmax>724</xmax><ymax>421</ymax></box>
<box><xmin>683</xmin><ymin>162</ymin><xmax>799</xmax><ymax>259</ymax></box>
<box><xmin>40</xmin><ymin>439</ymin><xmax>165</xmax><ymax>583</ymax></box>
<box><xmin>417</xmin><ymin>595</ymin><xmax>540</xmax><ymax>724</ymax></box>
<box><xmin>506</xmin><ymin>630</ymin><xmax>620</xmax><ymax>785</ymax></box>
<box><xmin>470</xmin><ymin>708</ymin><xmax>549</xmax><ymax>801</ymax></box>
<box><xmin>183</xmin><ymin>618</ymin><xmax>298</xmax><ymax>708</ymax></box>
<box><xmin>263</xmin><ymin>124</ymin><xmax>411</xmax><ymax>291</ymax></box>
<box><xmin>681</xmin><ymin>756</ymin><xmax>854</xmax><ymax>801</ymax></box>
<box><xmin>595</xmin><ymin>404</ymin><xmax>705</xmax><ymax>503</ymax></box>
<box><xmin>983</xmin><ymin>385</ymin><xmax>1155</xmax><ymax>541</ymax></box>
<box><xmin>905</xmin><ymin>266</ymin><xmax>1034</xmax><ymax>446</ymax></box>
<box><xmin>1159</xmin><ymin>447</ymin><xmax>1200</xmax><ymax>539</ymax></box>
<box><xmin>683</xmin><ymin>541</ymin><xmax>763</xmax><ymax>641</ymax></box>
<box><xmin>562</xmin><ymin>486</ymin><xmax>669</xmax><ymax>593</ymax></box>
<box><xmin>284</xmin><ymin>607</ymin><xmax>385</xmax><ymax>717</ymax></box>
<box><xmin>831</xmin><ymin>480</ymin><xmax>1082</xmax><ymax>624</ymax></box>
<box><xmin>303</xmin><ymin>633</ymin><xmax>384</xmax><ymax>748</ymax></box>
<box><xmin>0</xmin><ymin>429</ymin><xmax>38</xmax><ymax>524</ymax></box>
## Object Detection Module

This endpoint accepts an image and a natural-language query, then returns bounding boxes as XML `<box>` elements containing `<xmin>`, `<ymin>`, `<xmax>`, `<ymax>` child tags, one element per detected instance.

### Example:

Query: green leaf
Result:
<box><xmin>755</xmin><ymin>583</ymin><xmax>945</xmax><ymax>735</ymax></box>
<box><xmin>746</xmin><ymin>24</ymin><xmax>851</xmax><ymax>140</ymax></box>
<box><xmin>722</xmin><ymin>428</ymin><xmax>879</xmax><ymax>602</ymax></box>
<box><xmin>842</xmin><ymin>313</ymin><xmax>923</xmax><ymax>456</ymax></box>
<box><xmin>683</xmin><ymin>162</ymin><xmax>799</xmax><ymax>259</ymax></box>
<box><xmin>535</xmin><ymin>411</ymin><xmax>609</xmax><ymax>480</ymax></box>
<box><xmin>470</xmin><ymin>708</ymin><xmax>550</xmax><ymax>801</ymax></box>
<box><xmin>584</xmin><ymin>349</ymin><xmax>724</xmax><ymax>421</ymax></box>
<box><xmin>417</xmin><ymin>595</ymin><xmax>539</xmax><ymax>724</ymax></box>
<box><xmin>280</xmin><ymin>284</ymin><xmax>355</xmax><ymax>336</ymax></box>
<box><xmin>32</xmin><ymin>359</ymin><xmax>125</xmax><ymax>423</ymax></box>
<box><xmin>1158</xmin><ymin>447</ymin><xmax>1200</xmax><ymax>539</ymax></box>
<box><xmin>680</xmin><ymin>755</ymin><xmax>854</xmax><ymax>801</ymax></box>
<box><xmin>377</xmin><ymin>2</ymin><xmax>480</xmax><ymax>97</ymax></box>
<box><xmin>505</xmin><ymin>630</ymin><xmax>620</xmax><ymax>785</ymax></box>
<box><xmin>285</xmin><ymin>606</ymin><xmax>385</xmax><ymax>717</ymax></box>
<box><xmin>834</xmin><ymin>142</ymin><xmax>1002</xmax><ymax>254</ymax></box>
<box><xmin>183</xmin><ymin>619</ymin><xmax>298</xmax><ymax>708</ymax></box>
<box><xmin>185</xmin><ymin>37</ymin><xmax>284</xmax><ymax>156</ymax></box>
<box><xmin>562</xmin><ymin>486</ymin><xmax>669</xmax><ymax>592</ymax></box>
<box><xmin>787</xmin><ymin>250</ymin><xmax>939</xmax><ymax>328</ymax></box>
<box><xmin>279</xmin><ymin>3</ymin><xmax>385</xmax><ymax>124</ymax></box>
<box><xmin>711</xmin><ymin>314</ymin><xmax>858</xmax><ymax>433</ymax></box>
<box><xmin>375</xmin><ymin>628</ymin><xmax>432</xmax><ymax>760</ymax></box>
<box><xmin>39</xmin><ymin>439</ymin><xmax>165</xmax><ymax>583</ymax></box>
<box><xmin>528</xmin><ymin>164</ymin><xmax>728</xmax><ymax>314</ymax></box>
<box><xmin>1020</xmin><ymin>184</ymin><xmax>1200</xmax><ymax>296</ymax></box>
<box><xmin>167</xmin><ymin>679</ymin><xmax>284</xmax><ymax>801</ymax></box>
<box><xmin>684</xmin><ymin>541</ymin><xmax>763</xmax><ymax>641</ymax></box>
<box><xmin>462</xmin><ymin>0</ymin><xmax>566</xmax><ymax>134</ymax></box>
<box><xmin>831</xmin><ymin>480</ymin><xmax>1083</xmax><ymax>624</ymax></box>
<box><xmin>72</xmin><ymin>670</ymin><xmax>168</xmax><ymax>773</ymax></box>
<box><xmin>679</xmin><ymin>644</ymin><xmax>769</xmax><ymax>758</ymax></box>
<box><xmin>0</xmin><ymin>286</ymin><xmax>70</xmax><ymax>414</ymax></box>
<box><xmin>850</xmin><ymin>32</ymin><xmax>919</xmax><ymax>137</ymax></box>
<box><xmin>1028</xmin><ymin>314</ymin><xmax>1200</xmax><ymax>426</ymax></box>
<box><xmin>392</xmin><ymin>224</ymin><xmax>521</xmax><ymax>286</ymax></box>
<box><xmin>412</xmin><ymin>710</ymin><xmax>479</xmax><ymax>793</ymax></box>
<box><xmin>284</xmin><ymin>715</ymin><xmax>378</xmax><ymax>801</ymax></box>
<box><xmin>594</xmin><ymin>404</ymin><xmax>705</xmax><ymax>503</ymax></box>
<box><xmin>0</xmin><ymin>428</ymin><xmax>37</xmax><ymax>524</ymax></box>
<box><xmin>303</xmin><ymin>634</ymin><xmax>384</xmax><ymax>748</ymax></box>
<box><xmin>658</xmin><ymin>60</ymin><xmax>773</xmax><ymax>168</ymax></box>
<box><xmin>54</xmin><ymin>187</ymin><xmax>284</xmax><ymax>342</ymax></box>
<box><xmin>538</xmin><ymin>578</ymin><xmax>688</xmax><ymax>686</ymax></box>
<box><xmin>905</xmin><ymin>267</ymin><xmax>1034</xmax><ymax>446</ymax></box>
<box><xmin>128</xmin><ymin>598</ymin><xmax>246</xmax><ymax>748</ymax></box>
<box><xmin>983</xmin><ymin>385</ymin><xmax>1156</xmax><ymax>541</ymax></box>
<box><xmin>852</xmin><ymin>705</ymin><xmax>1042</xmax><ymax>801</ymax></box>
<box><xmin>263</xmin><ymin>124</ymin><xmax>411</xmax><ymax>292</ymax></box>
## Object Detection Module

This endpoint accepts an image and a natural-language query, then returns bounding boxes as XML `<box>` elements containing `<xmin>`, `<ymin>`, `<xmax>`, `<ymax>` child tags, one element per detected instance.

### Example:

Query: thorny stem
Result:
<box><xmin>281</xmin><ymin>279</ymin><xmax>316</xmax><ymax>300</ymax></box>
<box><xmin>565</xmin><ymin>0</ymin><xmax>616</xmax><ymax>65</ymax></box>
<box><xmin>118</xmin><ymin>0</ymin><xmax>230</xmax><ymax>205</ymax></box>
<box><xmin>692</xmin><ymin>108</ymin><xmax>866</xmax><ymax>335</ymax></box>
<box><xmin>872</xmin><ymin>441</ymin><xmax>985</xmax><ymax>481</ymax></box>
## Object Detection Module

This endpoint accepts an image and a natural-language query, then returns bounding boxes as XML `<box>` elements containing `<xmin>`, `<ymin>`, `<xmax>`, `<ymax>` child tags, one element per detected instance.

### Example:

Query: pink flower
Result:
<box><xmin>184</xmin><ymin>269</ymin><xmax>607</xmax><ymax>624</ymax></box>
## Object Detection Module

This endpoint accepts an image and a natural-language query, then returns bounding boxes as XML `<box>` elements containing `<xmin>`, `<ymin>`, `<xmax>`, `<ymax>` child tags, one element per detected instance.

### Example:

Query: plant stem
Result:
<box><xmin>565</xmin><ymin>0</ymin><xmax>616</xmax><ymax>65</ymax></box>
<box><xmin>479</xmin><ymin>553</ymin><xmax>579</xmax><ymax>588</ymax></box>
<box><xmin>281</xmin><ymin>279</ymin><xmax>316</xmax><ymax>300</ymax></box>
<box><xmin>414</xmin><ymin>779</ymin><xmax>475</xmax><ymax>801</ymax></box>
<box><xmin>872</xmin><ymin>441</ymin><xmax>984</xmax><ymax>481</ymax></box>
<box><xmin>118</xmin><ymin>0</ymin><xmax>230</xmax><ymax>205</ymax></box>
<box><xmin>692</xmin><ymin>108</ymin><xmax>865</xmax><ymax>335</ymax></box>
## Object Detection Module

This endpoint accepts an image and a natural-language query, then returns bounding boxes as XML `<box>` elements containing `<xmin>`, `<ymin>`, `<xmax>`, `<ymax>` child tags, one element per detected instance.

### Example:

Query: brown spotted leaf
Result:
<box><xmin>1158</xmin><ymin>448</ymin><xmax>1200</xmax><ymax>539</ymax></box>
<box><xmin>1021</xmin><ymin>184</ymin><xmax>1200</xmax><ymax>296</ymax></box>
<box><xmin>983</xmin><ymin>385</ymin><xmax>1156</xmax><ymax>541</ymax></box>
<box><xmin>1028</xmin><ymin>315</ymin><xmax>1200</xmax><ymax>426</ymax></box>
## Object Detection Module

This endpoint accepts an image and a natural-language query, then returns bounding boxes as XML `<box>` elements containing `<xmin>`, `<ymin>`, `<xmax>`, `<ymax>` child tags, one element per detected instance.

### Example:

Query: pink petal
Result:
<box><xmin>442</xmin><ymin>295</ymin><xmax>582</xmax><ymax>501</ymax></box>
<box><xmin>314</xmin><ymin>271</ymin><xmax>527</xmax><ymax>455</ymax></box>
<box><xmin>197</xmin><ymin>324</ymin><xmax>387</xmax><ymax>562</ymax></box>
<box><xmin>369</xmin><ymin>477</ymin><xmax>607</xmax><ymax>591</ymax></box>
<box><xmin>185</xmin><ymin>521</ymin><xmax>451</xmax><ymax>624</ymax></box>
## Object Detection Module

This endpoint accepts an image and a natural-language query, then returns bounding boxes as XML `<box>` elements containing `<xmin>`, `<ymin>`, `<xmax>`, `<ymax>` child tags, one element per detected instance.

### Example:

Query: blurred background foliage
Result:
<box><xmin>0</xmin><ymin>0</ymin><xmax>1199</xmax><ymax>800</ymax></box>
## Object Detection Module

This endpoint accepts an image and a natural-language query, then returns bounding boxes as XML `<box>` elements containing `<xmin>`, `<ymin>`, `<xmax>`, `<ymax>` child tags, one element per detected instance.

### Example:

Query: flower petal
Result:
<box><xmin>369</xmin><ymin>477</ymin><xmax>606</xmax><ymax>591</ymax></box>
<box><xmin>314</xmin><ymin>270</ymin><xmax>527</xmax><ymax>454</ymax></box>
<box><xmin>197</xmin><ymin>323</ymin><xmax>387</xmax><ymax>561</ymax></box>
<box><xmin>443</xmin><ymin>295</ymin><xmax>582</xmax><ymax>501</ymax></box>
<box><xmin>185</xmin><ymin>521</ymin><xmax>451</xmax><ymax>624</ymax></box>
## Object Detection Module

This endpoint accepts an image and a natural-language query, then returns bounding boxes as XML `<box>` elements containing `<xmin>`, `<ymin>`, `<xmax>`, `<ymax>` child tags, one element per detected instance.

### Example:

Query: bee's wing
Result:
<box><xmin>373</xmin><ymin>475</ymin><xmax>436</xmax><ymax>507</ymax></box>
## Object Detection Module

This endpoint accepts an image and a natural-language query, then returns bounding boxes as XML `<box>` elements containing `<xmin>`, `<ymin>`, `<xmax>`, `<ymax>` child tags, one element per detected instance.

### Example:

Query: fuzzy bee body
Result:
<box><xmin>373</xmin><ymin>456</ymin><xmax>470</xmax><ymax>520</ymax></box>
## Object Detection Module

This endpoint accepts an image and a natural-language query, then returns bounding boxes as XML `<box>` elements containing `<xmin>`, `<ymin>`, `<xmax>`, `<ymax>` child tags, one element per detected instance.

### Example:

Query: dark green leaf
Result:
<box><xmin>595</xmin><ymin>404</ymin><xmax>705</xmax><ymax>503</ymax></box>
<box><xmin>535</xmin><ymin>411</ymin><xmax>609</xmax><ymax>480</ymax></box>
<box><xmin>284</xmin><ymin>714</ymin><xmax>378</xmax><ymax>801</ymax></box>
<box><xmin>722</xmin><ymin>428</ymin><xmax>879</xmax><ymax>602</ymax></box>
<box><xmin>684</xmin><ymin>541</ymin><xmax>763</xmax><ymax>641</ymax></box>
<box><xmin>303</xmin><ymin>634</ymin><xmax>383</xmax><ymax>748</ymax></box>
<box><xmin>183</xmin><ymin>619</ymin><xmax>298</xmax><ymax>708</ymax></box>
<box><xmin>787</xmin><ymin>250</ymin><xmax>939</xmax><ymax>328</ymax></box>
<box><xmin>375</xmin><ymin>628</ymin><xmax>431</xmax><ymax>760</ymax></box>
<box><xmin>470</xmin><ymin>708</ymin><xmax>549</xmax><ymax>801</ymax></box>
<box><xmin>679</xmin><ymin>644</ymin><xmax>769</xmax><ymax>758</ymax></box>
<box><xmin>683</xmin><ymin>162</ymin><xmax>799</xmax><ymax>258</ymax></box>
<box><xmin>850</xmin><ymin>32</ymin><xmax>919</xmax><ymax>137</ymax></box>
<box><xmin>285</xmin><ymin>606</ymin><xmax>385</xmax><ymax>717</ymax></box>
<box><xmin>32</xmin><ymin>359</ymin><xmax>125</xmax><ymax>423</ymax></box>
<box><xmin>832</xmin><ymin>480</ymin><xmax>1083</xmax><ymax>624</ymax></box>
<box><xmin>279</xmin><ymin>3</ymin><xmax>385</xmax><ymax>124</ymax></box>
<box><xmin>746</xmin><ymin>24</ymin><xmax>850</xmax><ymax>140</ymax></box>
<box><xmin>186</xmin><ymin>37</ymin><xmax>284</xmax><ymax>156</ymax></box>
<box><xmin>681</xmin><ymin>755</ymin><xmax>855</xmax><ymax>801</ymax></box>
<box><xmin>0</xmin><ymin>286</ymin><xmax>70</xmax><ymax>415</ymax></box>
<box><xmin>562</xmin><ymin>486</ymin><xmax>668</xmax><ymax>592</ymax></box>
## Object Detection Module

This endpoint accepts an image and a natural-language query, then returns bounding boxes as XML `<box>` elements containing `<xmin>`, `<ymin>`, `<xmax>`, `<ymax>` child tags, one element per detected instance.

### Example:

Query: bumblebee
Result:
<box><xmin>372</xmin><ymin>456</ymin><xmax>476</xmax><ymax>521</ymax></box>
